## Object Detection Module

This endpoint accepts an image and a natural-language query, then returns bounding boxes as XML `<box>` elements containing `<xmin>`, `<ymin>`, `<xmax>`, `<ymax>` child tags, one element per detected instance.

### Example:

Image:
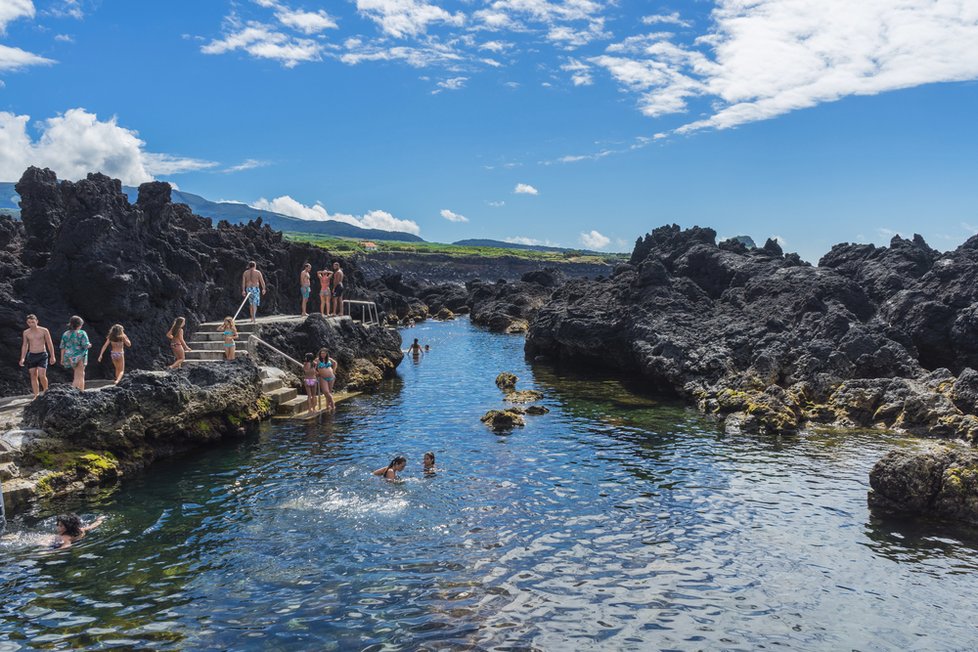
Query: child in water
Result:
<box><xmin>51</xmin><ymin>513</ymin><xmax>105</xmax><ymax>549</ymax></box>
<box><xmin>302</xmin><ymin>353</ymin><xmax>319</xmax><ymax>413</ymax></box>
<box><xmin>373</xmin><ymin>456</ymin><xmax>406</xmax><ymax>481</ymax></box>
<box><xmin>218</xmin><ymin>317</ymin><xmax>238</xmax><ymax>361</ymax></box>
<box><xmin>423</xmin><ymin>451</ymin><xmax>436</xmax><ymax>475</ymax></box>
<box><xmin>97</xmin><ymin>324</ymin><xmax>132</xmax><ymax>384</ymax></box>
<box><xmin>167</xmin><ymin>317</ymin><xmax>192</xmax><ymax>369</ymax></box>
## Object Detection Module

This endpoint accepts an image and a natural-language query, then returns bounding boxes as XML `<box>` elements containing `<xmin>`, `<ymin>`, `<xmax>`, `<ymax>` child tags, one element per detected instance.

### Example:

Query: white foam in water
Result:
<box><xmin>0</xmin><ymin>530</ymin><xmax>52</xmax><ymax>550</ymax></box>
<box><xmin>142</xmin><ymin>509</ymin><xmax>171</xmax><ymax>535</ymax></box>
<box><xmin>281</xmin><ymin>489</ymin><xmax>409</xmax><ymax>517</ymax></box>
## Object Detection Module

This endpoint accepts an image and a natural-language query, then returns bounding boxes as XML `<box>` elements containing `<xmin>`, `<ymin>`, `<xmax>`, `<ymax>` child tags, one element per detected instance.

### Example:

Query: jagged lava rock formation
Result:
<box><xmin>525</xmin><ymin>225</ymin><xmax>978</xmax><ymax>439</ymax></box>
<box><xmin>0</xmin><ymin>167</ymin><xmax>372</xmax><ymax>395</ymax></box>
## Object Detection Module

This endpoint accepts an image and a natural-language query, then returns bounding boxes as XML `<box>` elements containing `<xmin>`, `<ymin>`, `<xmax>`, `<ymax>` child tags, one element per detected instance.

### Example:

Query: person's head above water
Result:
<box><xmin>423</xmin><ymin>451</ymin><xmax>435</xmax><ymax>467</ymax></box>
<box><xmin>56</xmin><ymin>513</ymin><xmax>83</xmax><ymax>537</ymax></box>
<box><xmin>389</xmin><ymin>456</ymin><xmax>407</xmax><ymax>471</ymax></box>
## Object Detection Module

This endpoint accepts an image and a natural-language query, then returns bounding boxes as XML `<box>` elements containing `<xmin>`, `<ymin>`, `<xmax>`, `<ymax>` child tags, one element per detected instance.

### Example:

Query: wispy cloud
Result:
<box><xmin>487</xmin><ymin>200</ymin><xmax>505</xmax><ymax>207</ymax></box>
<box><xmin>440</xmin><ymin>208</ymin><xmax>469</xmax><ymax>223</ymax></box>
<box><xmin>356</xmin><ymin>0</ymin><xmax>465</xmax><ymax>39</ymax></box>
<box><xmin>514</xmin><ymin>183</ymin><xmax>538</xmax><ymax>195</ymax></box>
<box><xmin>202</xmin><ymin>17</ymin><xmax>323</xmax><ymax>68</ymax></box>
<box><xmin>0</xmin><ymin>0</ymin><xmax>35</xmax><ymax>33</ymax></box>
<box><xmin>222</xmin><ymin>158</ymin><xmax>270</xmax><ymax>173</ymax></box>
<box><xmin>580</xmin><ymin>229</ymin><xmax>610</xmax><ymax>249</ymax></box>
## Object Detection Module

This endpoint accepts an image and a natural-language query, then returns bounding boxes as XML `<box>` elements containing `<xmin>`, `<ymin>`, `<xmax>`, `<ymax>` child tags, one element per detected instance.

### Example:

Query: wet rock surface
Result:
<box><xmin>525</xmin><ymin>225</ymin><xmax>978</xmax><ymax>440</ymax></box>
<box><xmin>869</xmin><ymin>444</ymin><xmax>978</xmax><ymax>525</ymax></box>
<box><xmin>0</xmin><ymin>167</ymin><xmax>370</xmax><ymax>396</ymax></box>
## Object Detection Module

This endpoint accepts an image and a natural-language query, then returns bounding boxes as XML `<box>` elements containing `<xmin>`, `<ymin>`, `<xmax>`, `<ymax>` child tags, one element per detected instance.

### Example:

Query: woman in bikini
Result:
<box><xmin>60</xmin><ymin>315</ymin><xmax>91</xmax><ymax>390</ymax></box>
<box><xmin>317</xmin><ymin>269</ymin><xmax>333</xmax><ymax>316</ymax></box>
<box><xmin>218</xmin><ymin>316</ymin><xmax>238</xmax><ymax>361</ymax></box>
<box><xmin>167</xmin><ymin>317</ymin><xmax>192</xmax><ymax>369</ymax></box>
<box><xmin>97</xmin><ymin>324</ymin><xmax>132</xmax><ymax>384</ymax></box>
<box><xmin>373</xmin><ymin>456</ymin><xmax>407</xmax><ymax>481</ymax></box>
<box><xmin>302</xmin><ymin>353</ymin><xmax>319</xmax><ymax>413</ymax></box>
<box><xmin>316</xmin><ymin>347</ymin><xmax>337</xmax><ymax>412</ymax></box>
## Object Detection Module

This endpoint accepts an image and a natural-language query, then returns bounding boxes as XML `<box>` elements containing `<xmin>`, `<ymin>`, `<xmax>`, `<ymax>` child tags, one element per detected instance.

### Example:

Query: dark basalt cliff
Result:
<box><xmin>0</xmin><ymin>167</ymin><xmax>370</xmax><ymax>396</ymax></box>
<box><xmin>525</xmin><ymin>224</ymin><xmax>978</xmax><ymax>440</ymax></box>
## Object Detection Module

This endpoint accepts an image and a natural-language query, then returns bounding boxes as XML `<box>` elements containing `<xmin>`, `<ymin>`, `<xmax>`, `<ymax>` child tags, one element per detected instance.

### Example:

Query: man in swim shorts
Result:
<box><xmin>19</xmin><ymin>314</ymin><xmax>56</xmax><ymax>399</ymax></box>
<box><xmin>300</xmin><ymin>263</ymin><xmax>312</xmax><ymax>317</ymax></box>
<box><xmin>331</xmin><ymin>261</ymin><xmax>345</xmax><ymax>317</ymax></box>
<box><xmin>241</xmin><ymin>261</ymin><xmax>267</xmax><ymax>323</ymax></box>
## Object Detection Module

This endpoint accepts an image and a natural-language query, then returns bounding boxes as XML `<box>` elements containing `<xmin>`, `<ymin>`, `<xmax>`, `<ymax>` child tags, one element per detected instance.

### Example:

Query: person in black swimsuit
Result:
<box><xmin>373</xmin><ymin>456</ymin><xmax>406</xmax><ymax>481</ymax></box>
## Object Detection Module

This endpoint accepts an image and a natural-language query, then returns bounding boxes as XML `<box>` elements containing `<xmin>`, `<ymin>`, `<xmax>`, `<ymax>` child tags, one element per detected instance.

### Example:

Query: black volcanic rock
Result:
<box><xmin>0</xmin><ymin>167</ymin><xmax>372</xmax><ymax>395</ymax></box>
<box><xmin>526</xmin><ymin>224</ymin><xmax>978</xmax><ymax>439</ymax></box>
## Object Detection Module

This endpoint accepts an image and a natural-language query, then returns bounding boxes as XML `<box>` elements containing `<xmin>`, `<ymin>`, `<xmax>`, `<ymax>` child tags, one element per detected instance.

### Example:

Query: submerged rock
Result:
<box><xmin>869</xmin><ymin>444</ymin><xmax>978</xmax><ymax>524</ymax></box>
<box><xmin>481</xmin><ymin>408</ymin><xmax>526</xmax><ymax>431</ymax></box>
<box><xmin>525</xmin><ymin>405</ymin><xmax>550</xmax><ymax>415</ymax></box>
<box><xmin>505</xmin><ymin>389</ymin><xmax>544</xmax><ymax>404</ymax></box>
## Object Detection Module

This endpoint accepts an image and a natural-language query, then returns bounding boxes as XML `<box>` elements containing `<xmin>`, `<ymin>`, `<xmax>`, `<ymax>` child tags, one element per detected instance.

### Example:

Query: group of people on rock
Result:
<box><xmin>299</xmin><ymin>261</ymin><xmax>346</xmax><ymax>318</ymax></box>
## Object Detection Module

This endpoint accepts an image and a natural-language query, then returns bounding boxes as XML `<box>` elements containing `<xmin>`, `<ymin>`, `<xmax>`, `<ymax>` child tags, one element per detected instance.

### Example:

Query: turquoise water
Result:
<box><xmin>2</xmin><ymin>318</ymin><xmax>978</xmax><ymax>650</ymax></box>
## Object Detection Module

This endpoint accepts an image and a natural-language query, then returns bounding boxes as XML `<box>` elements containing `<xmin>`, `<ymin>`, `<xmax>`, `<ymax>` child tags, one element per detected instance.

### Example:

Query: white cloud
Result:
<box><xmin>54</xmin><ymin>33</ymin><xmax>74</xmax><ymax>42</ymax></box>
<box><xmin>252</xmin><ymin>195</ymin><xmax>421</xmax><ymax>234</ymax></box>
<box><xmin>514</xmin><ymin>183</ymin><xmax>538</xmax><ymax>195</ymax></box>
<box><xmin>45</xmin><ymin>0</ymin><xmax>84</xmax><ymax>20</ymax></box>
<box><xmin>504</xmin><ymin>236</ymin><xmax>548</xmax><ymax>246</ymax></box>
<box><xmin>479</xmin><ymin>40</ymin><xmax>510</xmax><ymax>53</ymax></box>
<box><xmin>440</xmin><ymin>208</ymin><xmax>469</xmax><ymax>222</ymax></box>
<box><xmin>580</xmin><ymin>229</ymin><xmax>610</xmax><ymax>249</ymax></box>
<box><xmin>596</xmin><ymin>1</ymin><xmax>978</xmax><ymax>133</ymax></box>
<box><xmin>275</xmin><ymin>7</ymin><xmax>337</xmax><ymax>34</ymax></box>
<box><xmin>202</xmin><ymin>20</ymin><xmax>322</xmax><ymax>68</ymax></box>
<box><xmin>0</xmin><ymin>0</ymin><xmax>34</xmax><ymax>32</ymax></box>
<box><xmin>356</xmin><ymin>0</ymin><xmax>465</xmax><ymax>39</ymax></box>
<box><xmin>641</xmin><ymin>12</ymin><xmax>690</xmax><ymax>27</ymax></box>
<box><xmin>435</xmin><ymin>76</ymin><xmax>467</xmax><ymax>91</ymax></box>
<box><xmin>487</xmin><ymin>200</ymin><xmax>505</xmax><ymax>207</ymax></box>
<box><xmin>0</xmin><ymin>44</ymin><xmax>56</xmax><ymax>72</ymax></box>
<box><xmin>222</xmin><ymin>158</ymin><xmax>270</xmax><ymax>173</ymax></box>
<box><xmin>0</xmin><ymin>108</ymin><xmax>216</xmax><ymax>185</ymax></box>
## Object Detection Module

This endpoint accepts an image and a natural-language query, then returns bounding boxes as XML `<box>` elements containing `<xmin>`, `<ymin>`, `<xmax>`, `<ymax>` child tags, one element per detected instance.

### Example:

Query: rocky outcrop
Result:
<box><xmin>356</xmin><ymin>251</ymin><xmax>613</xmax><ymax>285</ymax></box>
<box><xmin>251</xmin><ymin>314</ymin><xmax>403</xmax><ymax>391</ymax></box>
<box><xmin>481</xmin><ymin>408</ymin><xmax>526</xmax><ymax>431</ymax></box>
<box><xmin>526</xmin><ymin>224</ymin><xmax>978</xmax><ymax>438</ymax></box>
<box><xmin>0</xmin><ymin>167</ymin><xmax>371</xmax><ymax>396</ymax></box>
<box><xmin>2</xmin><ymin>360</ymin><xmax>268</xmax><ymax>512</ymax></box>
<box><xmin>869</xmin><ymin>444</ymin><xmax>978</xmax><ymax>524</ymax></box>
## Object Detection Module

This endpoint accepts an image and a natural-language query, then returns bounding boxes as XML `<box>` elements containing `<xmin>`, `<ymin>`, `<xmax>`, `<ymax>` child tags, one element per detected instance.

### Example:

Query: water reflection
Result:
<box><xmin>1</xmin><ymin>317</ymin><xmax>977</xmax><ymax>650</ymax></box>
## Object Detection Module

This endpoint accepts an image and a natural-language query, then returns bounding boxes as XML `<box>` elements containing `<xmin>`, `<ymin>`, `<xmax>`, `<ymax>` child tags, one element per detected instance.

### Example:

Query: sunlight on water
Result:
<box><xmin>2</xmin><ymin>317</ymin><xmax>978</xmax><ymax>650</ymax></box>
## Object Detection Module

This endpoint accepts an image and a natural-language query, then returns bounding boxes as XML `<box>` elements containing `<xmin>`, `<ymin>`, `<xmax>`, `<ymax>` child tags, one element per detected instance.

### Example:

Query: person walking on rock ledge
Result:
<box><xmin>19</xmin><ymin>314</ymin><xmax>56</xmax><ymax>399</ymax></box>
<box><xmin>60</xmin><ymin>315</ymin><xmax>91</xmax><ymax>391</ymax></box>
<box><xmin>167</xmin><ymin>317</ymin><xmax>191</xmax><ymax>369</ymax></box>
<box><xmin>299</xmin><ymin>263</ymin><xmax>312</xmax><ymax>317</ymax></box>
<box><xmin>97</xmin><ymin>324</ymin><xmax>132</xmax><ymax>384</ymax></box>
<box><xmin>242</xmin><ymin>261</ymin><xmax>266</xmax><ymax>323</ymax></box>
<box><xmin>331</xmin><ymin>262</ymin><xmax>345</xmax><ymax>317</ymax></box>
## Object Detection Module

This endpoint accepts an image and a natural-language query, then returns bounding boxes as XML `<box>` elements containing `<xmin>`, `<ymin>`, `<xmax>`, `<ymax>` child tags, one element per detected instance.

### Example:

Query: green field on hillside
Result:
<box><xmin>285</xmin><ymin>233</ymin><xmax>627</xmax><ymax>264</ymax></box>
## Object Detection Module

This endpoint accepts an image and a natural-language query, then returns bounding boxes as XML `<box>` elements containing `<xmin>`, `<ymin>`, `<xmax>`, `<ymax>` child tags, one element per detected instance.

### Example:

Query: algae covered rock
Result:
<box><xmin>869</xmin><ymin>443</ymin><xmax>978</xmax><ymax>524</ymax></box>
<box><xmin>505</xmin><ymin>389</ymin><xmax>544</xmax><ymax>404</ymax></box>
<box><xmin>435</xmin><ymin>307</ymin><xmax>455</xmax><ymax>320</ymax></box>
<box><xmin>525</xmin><ymin>405</ymin><xmax>550</xmax><ymax>415</ymax></box>
<box><xmin>495</xmin><ymin>372</ymin><xmax>518</xmax><ymax>391</ymax></box>
<box><xmin>481</xmin><ymin>408</ymin><xmax>526</xmax><ymax>431</ymax></box>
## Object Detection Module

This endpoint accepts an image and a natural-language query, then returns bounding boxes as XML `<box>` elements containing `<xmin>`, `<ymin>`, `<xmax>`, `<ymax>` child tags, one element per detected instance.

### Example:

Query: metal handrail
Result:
<box><xmin>231</xmin><ymin>294</ymin><xmax>250</xmax><ymax>323</ymax></box>
<box><xmin>343</xmin><ymin>300</ymin><xmax>379</xmax><ymax>326</ymax></box>
<box><xmin>250</xmin><ymin>334</ymin><xmax>303</xmax><ymax>370</ymax></box>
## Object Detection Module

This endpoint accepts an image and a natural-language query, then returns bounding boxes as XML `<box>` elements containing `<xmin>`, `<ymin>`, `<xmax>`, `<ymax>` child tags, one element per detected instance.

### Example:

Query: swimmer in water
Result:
<box><xmin>424</xmin><ymin>344</ymin><xmax>430</xmax><ymax>353</ymax></box>
<box><xmin>50</xmin><ymin>513</ymin><xmax>104</xmax><ymax>549</ymax></box>
<box><xmin>373</xmin><ymin>456</ymin><xmax>406</xmax><ymax>481</ymax></box>
<box><xmin>407</xmin><ymin>338</ymin><xmax>423</xmax><ymax>356</ymax></box>
<box><xmin>423</xmin><ymin>451</ymin><xmax>436</xmax><ymax>475</ymax></box>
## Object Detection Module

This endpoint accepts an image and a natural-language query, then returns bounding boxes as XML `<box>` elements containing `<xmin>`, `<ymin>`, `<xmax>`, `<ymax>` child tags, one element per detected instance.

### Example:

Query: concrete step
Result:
<box><xmin>265</xmin><ymin>386</ymin><xmax>298</xmax><ymax>405</ymax></box>
<box><xmin>276</xmin><ymin>395</ymin><xmax>311</xmax><ymax>417</ymax></box>
<box><xmin>184</xmin><ymin>350</ymin><xmax>251</xmax><ymax>361</ymax></box>
<box><xmin>262</xmin><ymin>378</ymin><xmax>284</xmax><ymax>393</ymax></box>
<box><xmin>192</xmin><ymin>332</ymin><xmax>251</xmax><ymax>343</ymax></box>
<box><xmin>186</xmin><ymin>340</ymin><xmax>249</xmax><ymax>351</ymax></box>
<box><xmin>0</xmin><ymin>461</ymin><xmax>18</xmax><ymax>481</ymax></box>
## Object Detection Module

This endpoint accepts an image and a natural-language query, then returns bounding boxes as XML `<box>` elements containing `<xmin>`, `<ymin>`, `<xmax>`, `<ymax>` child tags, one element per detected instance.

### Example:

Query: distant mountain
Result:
<box><xmin>0</xmin><ymin>181</ymin><xmax>424</xmax><ymax>243</ymax></box>
<box><xmin>453</xmin><ymin>238</ymin><xmax>607</xmax><ymax>255</ymax></box>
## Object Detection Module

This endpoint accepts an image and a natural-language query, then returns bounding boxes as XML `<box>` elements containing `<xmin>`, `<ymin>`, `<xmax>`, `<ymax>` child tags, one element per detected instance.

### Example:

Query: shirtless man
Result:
<box><xmin>299</xmin><ymin>263</ymin><xmax>312</xmax><ymax>317</ymax></box>
<box><xmin>241</xmin><ymin>261</ymin><xmax>267</xmax><ymax>323</ymax></box>
<box><xmin>331</xmin><ymin>261</ymin><xmax>345</xmax><ymax>317</ymax></box>
<box><xmin>19</xmin><ymin>314</ymin><xmax>56</xmax><ymax>399</ymax></box>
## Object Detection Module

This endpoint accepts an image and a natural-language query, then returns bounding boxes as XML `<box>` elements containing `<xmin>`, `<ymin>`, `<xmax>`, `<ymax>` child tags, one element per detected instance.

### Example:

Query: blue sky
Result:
<box><xmin>1</xmin><ymin>0</ymin><xmax>977</xmax><ymax>260</ymax></box>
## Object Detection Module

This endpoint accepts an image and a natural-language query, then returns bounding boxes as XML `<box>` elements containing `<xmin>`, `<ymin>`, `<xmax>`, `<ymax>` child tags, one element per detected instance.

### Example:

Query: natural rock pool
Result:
<box><xmin>2</xmin><ymin>318</ymin><xmax>978</xmax><ymax>650</ymax></box>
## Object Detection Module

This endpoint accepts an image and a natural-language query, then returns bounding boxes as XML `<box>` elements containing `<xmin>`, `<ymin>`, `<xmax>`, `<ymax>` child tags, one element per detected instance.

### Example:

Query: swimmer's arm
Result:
<box><xmin>371</xmin><ymin>467</ymin><xmax>387</xmax><ymax>476</ymax></box>
<box><xmin>82</xmin><ymin>516</ymin><xmax>105</xmax><ymax>533</ymax></box>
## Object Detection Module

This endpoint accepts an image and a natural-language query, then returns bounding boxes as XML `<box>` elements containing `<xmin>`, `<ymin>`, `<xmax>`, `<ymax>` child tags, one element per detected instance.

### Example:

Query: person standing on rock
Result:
<box><xmin>317</xmin><ymin>267</ymin><xmax>332</xmax><ymax>316</ymax></box>
<box><xmin>97</xmin><ymin>324</ymin><xmax>132</xmax><ymax>384</ymax></box>
<box><xmin>241</xmin><ymin>261</ymin><xmax>266</xmax><ymax>323</ymax></box>
<box><xmin>59</xmin><ymin>315</ymin><xmax>91</xmax><ymax>391</ymax></box>
<box><xmin>19</xmin><ymin>314</ymin><xmax>56</xmax><ymax>399</ymax></box>
<box><xmin>167</xmin><ymin>317</ymin><xmax>191</xmax><ymax>369</ymax></box>
<box><xmin>299</xmin><ymin>263</ymin><xmax>312</xmax><ymax>317</ymax></box>
<box><xmin>316</xmin><ymin>348</ymin><xmax>337</xmax><ymax>412</ymax></box>
<box><xmin>331</xmin><ymin>262</ymin><xmax>345</xmax><ymax>317</ymax></box>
